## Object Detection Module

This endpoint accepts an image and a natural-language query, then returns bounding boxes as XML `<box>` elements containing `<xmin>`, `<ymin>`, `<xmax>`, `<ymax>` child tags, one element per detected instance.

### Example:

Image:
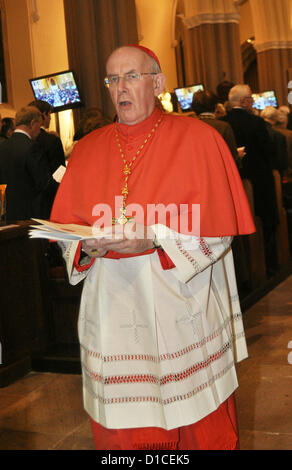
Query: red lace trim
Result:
<box><xmin>83</xmin><ymin>341</ymin><xmax>231</xmax><ymax>386</ymax></box>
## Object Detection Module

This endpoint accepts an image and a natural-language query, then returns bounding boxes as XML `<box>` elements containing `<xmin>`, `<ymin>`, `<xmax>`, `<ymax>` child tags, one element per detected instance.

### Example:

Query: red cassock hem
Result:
<box><xmin>90</xmin><ymin>393</ymin><xmax>239</xmax><ymax>450</ymax></box>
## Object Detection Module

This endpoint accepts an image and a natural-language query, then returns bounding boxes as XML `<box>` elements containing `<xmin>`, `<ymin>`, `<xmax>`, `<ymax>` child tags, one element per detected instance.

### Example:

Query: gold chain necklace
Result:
<box><xmin>113</xmin><ymin>114</ymin><xmax>163</xmax><ymax>224</ymax></box>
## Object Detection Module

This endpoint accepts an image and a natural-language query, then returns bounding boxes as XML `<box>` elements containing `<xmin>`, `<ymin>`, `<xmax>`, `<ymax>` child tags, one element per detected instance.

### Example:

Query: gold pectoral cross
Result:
<box><xmin>112</xmin><ymin>179</ymin><xmax>135</xmax><ymax>225</ymax></box>
<box><xmin>113</xmin><ymin>114</ymin><xmax>163</xmax><ymax>226</ymax></box>
<box><xmin>123</xmin><ymin>164</ymin><xmax>131</xmax><ymax>176</ymax></box>
<box><xmin>112</xmin><ymin>206</ymin><xmax>135</xmax><ymax>225</ymax></box>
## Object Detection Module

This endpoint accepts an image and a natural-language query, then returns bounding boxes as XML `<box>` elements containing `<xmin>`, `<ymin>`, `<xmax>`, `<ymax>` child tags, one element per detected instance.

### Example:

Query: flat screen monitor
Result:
<box><xmin>252</xmin><ymin>90</ymin><xmax>278</xmax><ymax>111</ymax></box>
<box><xmin>174</xmin><ymin>83</ymin><xmax>204</xmax><ymax>112</ymax></box>
<box><xmin>29</xmin><ymin>70</ymin><xmax>83</xmax><ymax>112</ymax></box>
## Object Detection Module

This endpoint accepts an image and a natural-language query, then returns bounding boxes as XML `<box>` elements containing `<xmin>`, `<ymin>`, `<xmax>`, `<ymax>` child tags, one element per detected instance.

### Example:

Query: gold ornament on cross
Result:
<box><xmin>112</xmin><ymin>114</ymin><xmax>163</xmax><ymax>225</ymax></box>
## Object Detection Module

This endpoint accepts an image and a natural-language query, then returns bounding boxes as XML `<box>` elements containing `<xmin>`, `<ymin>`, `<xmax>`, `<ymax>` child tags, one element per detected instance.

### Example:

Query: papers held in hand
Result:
<box><xmin>29</xmin><ymin>219</ymin><xmax>108</xmax><ymax>242</ymax></box>
<box><xmin>52</xmin><ymin>165</ymin><xmax>66</xmax><ymax>183</ymax></box>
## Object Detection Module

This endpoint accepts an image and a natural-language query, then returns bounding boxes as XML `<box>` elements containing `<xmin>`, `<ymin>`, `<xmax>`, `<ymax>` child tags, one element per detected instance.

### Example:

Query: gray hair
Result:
<box><xmin>260</xmin><ymin>106</ymin><xmax>279</xmax><ymax>122</ymax></box>
<box><xmin>228</xmin><ymin>84</ymin><xmax>251</xmax><ymax>106</ymax></box>
<box><xmin>149</xmin><ymin>56</ymin><xmax>161</xmax><ymax>74</ymax></box>
<box><xmin>278</xmin><ymin>105</ymin><xmax>290</xmax><ymax>115</ymax></box>
<box><xmin>276</xmin><ymin>110</ymin><xmax>288</xmax><ymax>128</ymax></box>
<box><xmin>261</xmin><ymin>106</ymin><xmax>288</xmax><ymax>128</ymax></box>
<box><xmin>15</xmin><ymin>106</ymin><xmax>42</xmax><ymax>127</ymax></box>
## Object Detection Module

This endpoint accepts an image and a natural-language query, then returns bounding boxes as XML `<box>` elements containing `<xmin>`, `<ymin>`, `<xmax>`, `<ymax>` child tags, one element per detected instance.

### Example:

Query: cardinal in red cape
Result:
<box><xmin>51</xmin><ymin>44</ymin><xmax>255</xmax><ymax>450</ymax></box>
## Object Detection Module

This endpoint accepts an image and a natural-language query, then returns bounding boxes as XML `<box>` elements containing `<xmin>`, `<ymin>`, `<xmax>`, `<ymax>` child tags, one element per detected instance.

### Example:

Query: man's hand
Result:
<box><xmin>81</xmin><ymin>222</ymin><xmax>155</xmax><ymax>258</ymax></box>
<box><xmin>81</xmin><ymin>238</ymin><xmax>108</xmax><ymax>258</ymax></box>
<box><xmin>237</xmin><ymin>146</ymin><xmax>246</xmax><ymax>159</ymax></box>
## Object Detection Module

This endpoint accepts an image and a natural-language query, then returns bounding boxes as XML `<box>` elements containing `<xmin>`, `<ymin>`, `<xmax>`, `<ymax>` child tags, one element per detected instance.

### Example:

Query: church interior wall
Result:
<box><xmin>0</xmin><ymin>0</ymin><xmax>34</xmax><ymax>114</ymax></box>
<box><xmin>27</xmin><ymin>0</ymin><xmax>74</xmax><ymax>150</ymax></box>
<box><xmin>0</xmin><ymin>0</ymin><xmax>291</xmax><ymax>145</ymax></box>
<box><xmin>0</xmin><ymin>0</ymin><xmax>73</xmax><ymax>151</ymax></box>
<box><xmin>238</xmin><ymin>0</ymin><xmax>254</xmax><ymax>45</ymax></box>
<box><xmin>135</xmin><ymin>0</ymin><xmax>178</xmax><ymax>93</ymax></box>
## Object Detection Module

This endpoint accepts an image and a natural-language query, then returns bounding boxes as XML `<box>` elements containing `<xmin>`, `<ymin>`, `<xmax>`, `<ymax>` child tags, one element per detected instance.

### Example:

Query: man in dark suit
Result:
<box><xmin>222</xmin><ymin>84</ymin><xmax>279</xmax><ymax>276</ymax></box>
<box><xmin>0</xmin><ymin>106</ymin><xmax>54</xmax><ymax>221</ymax></box>
<box><xmin>192</xmin><ymin>89</ymin><xmax>249</xmax><ymax>290</ymax></box>
<box><xmin>287</xmin><ymin>112</ymin><xmax>292</xmax><ymax>131</ymax></box>
<box><xmin>192</xmin><ymin>89</ymin><xmax>241</xmax><ymax>166</ymax></box>
<box><xmin>29</xmin><ymin>100</ymin><xmax>66</xmax><ymax>217</ymax></box>
<box><xmin>260</xmin><ymin>106</ymin><xmax>289</xmax><ymax>177</ymax></box>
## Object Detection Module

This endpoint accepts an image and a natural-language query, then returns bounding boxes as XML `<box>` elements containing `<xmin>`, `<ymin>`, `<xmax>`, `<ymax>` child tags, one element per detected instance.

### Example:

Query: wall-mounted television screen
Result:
<box><xmin>29</xmin><ymin>70</ymin><xmax>83</xmax><ymax>112</ymax></box>
<box><xmin>252</xmin><ymin>90</ymin><xmax>278</xmax><ymax>111</ymax></box>
<box><xmin>174</xmin><ymin>83</ymin><xmax>205</xmax><ymax>112</ymax></box>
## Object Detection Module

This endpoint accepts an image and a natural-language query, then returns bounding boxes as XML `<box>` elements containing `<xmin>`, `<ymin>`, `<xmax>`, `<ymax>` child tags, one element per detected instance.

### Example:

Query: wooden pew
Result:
<box><xmin>273</xmin><ymin>169</ymin><xmax>291</xmax><ymax>265</ymax></box>
<box><xmin>241</xmin><ymin>178</ymin><xmax>267</xmax><ymax>289</ymax></box>
<box><xmin>31</xmin><ymin>242</ymin><xmax>82</xmax><ymax>374</ymax></box>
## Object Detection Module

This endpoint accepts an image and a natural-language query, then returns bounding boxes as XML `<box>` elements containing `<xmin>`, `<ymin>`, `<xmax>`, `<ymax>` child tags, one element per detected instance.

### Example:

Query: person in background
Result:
<box><xmin>222</xmin><ymin>84</ymin><xmax>279</xmax><ymax>277</ymax></box>
<box><xmin>0</xmin><ymin>117</ymin><xmax>15</xmax><ymax>143</ymax></box>
<box><xmin>216</xmin><ymin>80</ymin><xmax>234</xmax><ymax>105</ymax></box>
<box><xmin>0</xmin><ymin>106</ymin><xmax>53</xmax><ymax>220</ymax></box>
<box><xmin>272</xmin><ymin>107</ymin><xmax>292</xmax><ymax>174</ymax></box>
<box><xmin>28</xmin><ymin>100</ymin><xmax>65</xmax><ymax>173</ymax></box>
<box><xmin>192</xmin><ymin>89</ymin><xmax>241</xmax><ymax>167</ymax></box>
<box><xmin>65</xmin><ymin>108</ymin><xmax>112</xmax><ymax>160</ymax></box>
<box><xmin>287</xmin><ymin>111</ymin><xmax>292</xmax><ymax>131</ymax></box>
<box><xmin>50</xmin><ymin>45</ymin><xmax>255</xmax><ymax>450</ymax></box>
<box><xmin>28</xmin><ymin>99</ymin><xmax>66</xmax><ymax>218</ymax></box>
<box><xmin>80</xmin><ymin>114</ymin><xmax>112</xmax><ymax>137</ymax></box>
<box><xmin>73</xmin><ymin>107</ymin><xmax>111</xmax><ymax>141</ymax></box>
<box><xmin>214</xmin><ymin>102</ymin><xmax>227</xmax><ymax>119</ymax></box>
<box><xmin>260</xmin><ymin>106</ymin><xmax>289</xmax><ymax>177</ymax></box>
<box><xmin>278</xmin><ymin>105</ymin><xmax>290</xmax><ymax>124</ymax></box>
<box><xmin>192</xmin><ymin>89</ymin><xmax>249</xmax><ymax>295</ymax></box>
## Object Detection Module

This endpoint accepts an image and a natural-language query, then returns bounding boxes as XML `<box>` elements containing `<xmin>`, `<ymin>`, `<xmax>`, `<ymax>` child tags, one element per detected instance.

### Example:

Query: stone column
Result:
<box><xmin>250</xmin><ymin>0</ymin><xmax>292</xmax><ymax>106</ymax></box>
<box><xmin>177</xmin><ymin>0</ymin><xmax>243</xmax><ymax>91</ymax></box>
<box><xmin>63</xmin><ymin>0</ymin><xmax>138</xmax><ymax>121</ymax></box>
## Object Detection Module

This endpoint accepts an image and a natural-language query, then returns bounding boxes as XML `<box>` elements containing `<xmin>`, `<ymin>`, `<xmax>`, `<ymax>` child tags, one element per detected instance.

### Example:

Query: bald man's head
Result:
<box><xmin>105</xmin><ymin>46</ymin><xmax>165</xmax><ymax>125</ymax></box>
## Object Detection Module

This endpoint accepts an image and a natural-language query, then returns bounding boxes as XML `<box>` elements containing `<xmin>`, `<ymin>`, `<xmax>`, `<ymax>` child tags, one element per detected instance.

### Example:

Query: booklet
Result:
<box><xmin>52</xmin><ymin>165</ymin><xmax>66</xmax><ymax>183</ymax></box>
<box><xmin>29</xmin><ymin>219</ymin><xmax>108</xmax><ymax>242</ymax></box>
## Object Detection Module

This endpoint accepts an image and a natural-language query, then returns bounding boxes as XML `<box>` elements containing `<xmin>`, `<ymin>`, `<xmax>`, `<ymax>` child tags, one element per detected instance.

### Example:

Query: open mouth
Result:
<box><xmin>119</xmin><ymin>101</ymin><xmax>132</xmax><ymax>107</ymax></box>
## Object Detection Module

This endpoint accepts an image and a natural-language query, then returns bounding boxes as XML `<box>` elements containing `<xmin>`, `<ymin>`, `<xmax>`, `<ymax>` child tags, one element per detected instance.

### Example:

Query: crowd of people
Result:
<box><xmin>1</xmin><ymin>45</ymin><xmax>292</xmax><ymax>450</ymax></box>
<box><xmin>191</xmin><ymin>83</ymin><xmax>292</xmax><ymax>277</ymax></box>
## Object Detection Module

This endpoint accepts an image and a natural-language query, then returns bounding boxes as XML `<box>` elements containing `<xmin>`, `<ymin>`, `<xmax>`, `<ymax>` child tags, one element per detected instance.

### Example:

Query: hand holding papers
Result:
<box><xmin>29</xmin><ymin>219</ymin><xmax>154</xmax><ymax>256</ymax></box>
<box><xmin>29</xmin><ymin>219</ymin><xmax>115</xmax><ymax>242</ymax></box>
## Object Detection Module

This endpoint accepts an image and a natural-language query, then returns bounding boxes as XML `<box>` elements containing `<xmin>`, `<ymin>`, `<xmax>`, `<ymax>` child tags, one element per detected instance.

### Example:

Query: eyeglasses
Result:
<box><xmin>104</xmin><ymin>72</ymin><xmax>158</xmax><ymax>88</ymax></box>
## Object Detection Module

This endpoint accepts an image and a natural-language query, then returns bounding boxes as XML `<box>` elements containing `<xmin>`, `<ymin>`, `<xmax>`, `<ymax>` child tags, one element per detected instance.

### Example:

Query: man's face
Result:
<box><xmin>106</xmin><ymin>47</ymin><xmax>160</xmax><ymax>126</ymax></box>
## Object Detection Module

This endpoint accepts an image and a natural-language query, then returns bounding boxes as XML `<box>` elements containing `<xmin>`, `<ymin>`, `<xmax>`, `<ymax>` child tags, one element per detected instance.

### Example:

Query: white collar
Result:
<box><xmin>14</xmin><ymin>129</ymin><xmax>32</xmax><ymax>139</ymax></box>
<box><xmin>200</xmin><ymin>112</ymin><xmax>215</xmax><ymax>119</ymax></box>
